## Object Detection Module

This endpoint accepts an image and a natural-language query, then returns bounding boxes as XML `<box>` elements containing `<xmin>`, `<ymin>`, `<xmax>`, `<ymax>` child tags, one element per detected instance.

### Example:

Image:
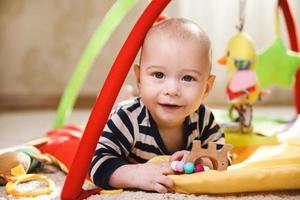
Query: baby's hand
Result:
<box><xmin>134</xmin><ymin>162</ymin><xmax>174</xmax><ymax>193</ymax></box>
<box><xmin>170</xmin><ymin>150</ymin><xmax>190</xmax><ymax>162</ymax></box>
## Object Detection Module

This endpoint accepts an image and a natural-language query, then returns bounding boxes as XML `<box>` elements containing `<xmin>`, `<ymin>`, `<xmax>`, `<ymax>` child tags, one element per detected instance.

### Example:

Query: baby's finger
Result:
<box><xmin>170</xmin><ymin>151</ymin><xmax>185</xmax><ymax>161</ymax></box>
<box><xmin>161</xmin><ymin>162</ymin><xmax>174</xmax><ymax>175</ymax></box>
<box><xmin>157</xmin><ymin>175</ymin><xmax>174</xmax><ymax>190</ymax></box>
<box><xmin>153</xmin><ymin>182</ymin><xmax>168</xmax><ymax>193</ymax></box>
<box><xmin>181</xmin><ymin>152</ymin><xmax>190</xmax><ymax>163</ymax></box>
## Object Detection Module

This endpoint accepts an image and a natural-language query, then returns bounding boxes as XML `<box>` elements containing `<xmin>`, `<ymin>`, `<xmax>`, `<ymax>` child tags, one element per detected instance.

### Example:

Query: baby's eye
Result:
<box><xmin>153</xmin><ymin>72</ymin><xmax>165</xmax><ymax>79</ymax></box>
<box><xmin>182</xmin><ymin>75</ymin><xmax>194</xmax><ymax>82</ymax></box>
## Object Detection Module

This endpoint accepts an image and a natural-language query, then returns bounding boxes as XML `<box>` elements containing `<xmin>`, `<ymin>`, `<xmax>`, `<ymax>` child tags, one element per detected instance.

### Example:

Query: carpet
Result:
<box><xmin>0</xmin><ymin>165</ymin><xmax>299</xmax><ymax>200</ymax></box>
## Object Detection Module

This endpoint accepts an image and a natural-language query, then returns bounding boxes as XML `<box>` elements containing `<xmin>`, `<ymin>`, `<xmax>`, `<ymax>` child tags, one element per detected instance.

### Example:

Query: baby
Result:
<box><xmin>89</xmin><ymin>18</ymin><xmax>225</xmax><ymax>193</ymax></box>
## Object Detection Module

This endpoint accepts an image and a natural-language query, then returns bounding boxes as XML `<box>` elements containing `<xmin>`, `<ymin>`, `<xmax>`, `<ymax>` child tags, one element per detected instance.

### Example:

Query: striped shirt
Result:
<box><xmin>89</xmin><ymin>97</ymin><xmax>224</xmax><ymax>189</ymax></box>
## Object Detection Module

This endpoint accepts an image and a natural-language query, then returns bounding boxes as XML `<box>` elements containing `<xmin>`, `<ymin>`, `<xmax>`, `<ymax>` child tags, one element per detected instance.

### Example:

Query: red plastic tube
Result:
<box><xmin>278</xmin><ymin>0</ymin><xmax>300</xmax><ymax>113</ymax></box>
<box><xmin>60</xmin><ymin>0</ymin><xmax>171</xmax><ymax>199</ymax></box>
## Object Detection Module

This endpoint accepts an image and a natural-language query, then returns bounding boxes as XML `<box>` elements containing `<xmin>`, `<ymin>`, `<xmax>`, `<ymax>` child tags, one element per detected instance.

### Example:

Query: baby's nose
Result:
<box><xmin>164</xmin><ymin>81</ymin><xmax>180</xmax><ymax>96</ymax></box>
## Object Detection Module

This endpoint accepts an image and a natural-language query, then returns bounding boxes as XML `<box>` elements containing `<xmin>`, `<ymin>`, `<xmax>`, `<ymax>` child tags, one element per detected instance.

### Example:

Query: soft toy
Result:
<box><xmin>0</xmin><ymin>151</ymin><xmax>31</xmax><ymax>185</ymax></box>
<box><xmin>0</xmin><ymin>126</ymin><xmax>82</xmax><ymax>181</ymax></box>
<box><xmin>0</xmin><ymin>145</ymin><xmax>50</xmax><ymax>185</ymax></box>
<box><xmin>0</xmin><ymin>125</ymin><xmax>94</xmax><ymax>197</ymax></box>
<box><xmin>255</xmin><ymin>8</ymin><xmax>300</xmax><ymax>88</ymax></box>
<box><xmin>218</xmin><ymin>32</ymin><xmax>265</xmax><ymax>133</ymax></box>
<box><xmin>256</xmin><ymin>36</ymin><xmax>300</xmax><ymax>87</ymax></box>
<box><xmin>0</xmin><ymin>146</ymin><xmax>55</xmax><ymax>197</ymax></box>
<box><xmin>5</xmin><ymin>165</ymin><xmax>55</xmax><ymax>197</ymax></box>
<box><xmin>34</xmin><ymin>125</ymin><xmax>83</xmax><ymax>173</ymax></box>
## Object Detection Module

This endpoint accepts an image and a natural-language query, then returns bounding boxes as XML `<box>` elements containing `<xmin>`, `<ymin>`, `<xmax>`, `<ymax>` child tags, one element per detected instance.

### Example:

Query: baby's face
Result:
<box><xmin>137</xmin><ymin>34</ymin><xmax>213</xmax><ymax>127</ymax></box>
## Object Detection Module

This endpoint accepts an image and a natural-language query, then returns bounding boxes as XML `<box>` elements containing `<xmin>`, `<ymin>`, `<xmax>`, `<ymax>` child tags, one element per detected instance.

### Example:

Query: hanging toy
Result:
<box><xmin>218</xmin><ymin>0</ymin><xmax>266</xmax><ymax>133</ymax></box>
<box><xmin>170</xmin><ymin>141</ymin><xmax>233</xmax><ymax>174</ymax></box>
<box><xmin>218</xmin><ymin>32</ymin><xmax>261</xmax><ymax>133</ymax></box>
<box><xmin>255</xmin><ymin>8</ymin><xmax>300</xmax><ymax>88</ymax></box>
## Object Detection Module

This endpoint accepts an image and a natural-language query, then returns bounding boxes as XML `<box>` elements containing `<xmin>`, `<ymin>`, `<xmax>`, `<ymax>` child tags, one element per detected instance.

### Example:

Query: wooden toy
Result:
<box><xmin>185</xmin><ymin>140</ymin><xmax>233</xmax><ymax>171</ymax></box>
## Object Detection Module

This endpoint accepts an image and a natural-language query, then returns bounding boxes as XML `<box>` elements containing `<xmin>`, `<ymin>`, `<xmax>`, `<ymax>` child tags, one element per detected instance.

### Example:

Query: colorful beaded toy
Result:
<box><xmin>170</xmin><ymin>140</ymin><xmax>233</xmax><ymax>174</ymax></box>
<box><xmin>170</xmin><ymin>160</ymin><xmax>210</xmax><ymax>174</ymax></box>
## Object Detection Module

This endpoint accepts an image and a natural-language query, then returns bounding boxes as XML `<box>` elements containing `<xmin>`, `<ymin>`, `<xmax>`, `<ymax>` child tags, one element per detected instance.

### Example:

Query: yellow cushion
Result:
<box><xmin>149</xmin><ymin>143</ymin><xmax>300</xmax><ymax>194</ymax></box>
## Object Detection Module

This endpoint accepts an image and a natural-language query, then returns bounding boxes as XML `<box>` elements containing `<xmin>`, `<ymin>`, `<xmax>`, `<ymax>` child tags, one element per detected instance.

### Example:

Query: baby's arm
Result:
<box><xmin>89</xmin><ymin>109</ymin><xmax>174</xmax><ymax>192</ymax></box>
<box><xmin>89</xmin><ymin>129</ymin><xmax>129</xmax><ymax>189</ymax></box>
<box><xmin>91</xmin><ymin>137</ymin><xmax>174</xmax><ymax>193</ymax></box>
<box><xmin>109</xmin><ymin>162</ymin><xmax>174</xmax><ymax>193</ymax></box>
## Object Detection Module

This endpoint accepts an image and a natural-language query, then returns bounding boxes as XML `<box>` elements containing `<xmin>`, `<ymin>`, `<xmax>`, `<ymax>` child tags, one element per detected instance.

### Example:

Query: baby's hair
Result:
<box><xmin>149</xmin><ymin>18</ymin><xmax>210</xmax><ymax>47</ymax></box>
<box><xmin>140</xmin><ymin>18</ymin><xmax>212</xmax><ymax>74</ymax></box>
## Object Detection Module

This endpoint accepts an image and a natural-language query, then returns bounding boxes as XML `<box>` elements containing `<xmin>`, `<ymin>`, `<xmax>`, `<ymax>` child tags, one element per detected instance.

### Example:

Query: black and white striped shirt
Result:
<box><xmin>89</xmin><ymin>97</ymin><xmax>224</xmax><ymax>189</ymax></box>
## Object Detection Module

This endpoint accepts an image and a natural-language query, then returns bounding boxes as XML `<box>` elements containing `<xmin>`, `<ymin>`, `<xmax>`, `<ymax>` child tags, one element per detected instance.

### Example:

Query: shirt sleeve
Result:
<box><xmin>198</xmin><ymin>105</ymin><xmax>225</xmax><ymax>146</ymax></box>
<box><xmin>198</xmin><ymin>105</ymin><xmax>232</xmax><ymax>165</ymax></box>
<box><xmin>89</xmin><ymin>108</ymin><xmax>135</xmax><ymax>189</ymax></box>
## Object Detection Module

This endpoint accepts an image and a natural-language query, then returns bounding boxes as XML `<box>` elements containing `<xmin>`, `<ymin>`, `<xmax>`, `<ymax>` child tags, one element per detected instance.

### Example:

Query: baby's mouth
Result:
<box><xmin>158</xmin><ymin>103</ymin><xmax>182</xmax><ymax>109</ymax></box>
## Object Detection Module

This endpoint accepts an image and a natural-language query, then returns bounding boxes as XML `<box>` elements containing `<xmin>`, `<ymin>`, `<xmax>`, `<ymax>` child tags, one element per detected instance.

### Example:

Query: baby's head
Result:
<box><xmin>134</xmin><ymin>18</ymin><xmax>215</xmax><ymax>127</ymax></box>
<box><xmin>141</xmin><ymin>18</ymin><xmax>212</xmax><ymax>75</ymax></box>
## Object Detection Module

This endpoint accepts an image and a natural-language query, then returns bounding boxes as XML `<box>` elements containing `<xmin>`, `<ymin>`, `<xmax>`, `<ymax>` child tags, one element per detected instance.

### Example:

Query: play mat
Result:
<box><xmin>1</xmin><ymin>0</ymin><xmax>300</xmax><ymax>199</ymax></box>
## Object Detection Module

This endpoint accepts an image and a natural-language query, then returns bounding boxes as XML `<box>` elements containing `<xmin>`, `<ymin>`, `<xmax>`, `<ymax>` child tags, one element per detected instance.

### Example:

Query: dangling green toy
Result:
<box><xmin>256</xmin><ymin>8</ymin><xmax>300</xmax><ymax>87</ymax></box>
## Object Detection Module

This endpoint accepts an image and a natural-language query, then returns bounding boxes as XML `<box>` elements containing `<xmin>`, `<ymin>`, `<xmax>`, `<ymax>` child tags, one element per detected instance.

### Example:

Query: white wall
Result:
<box><xmin>0</xmin><ymin>0</ymin><xmax>299</xmax><ymax>108</ymax></box>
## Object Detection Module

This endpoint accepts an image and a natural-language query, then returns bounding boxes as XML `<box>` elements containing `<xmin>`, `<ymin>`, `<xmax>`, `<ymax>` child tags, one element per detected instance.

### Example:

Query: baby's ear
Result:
<box><xmin>133</xmin><ymin>64</ymin><xmax>141</xmax><ymax>89</ymax></box>
<box><xmin>204</xmin><ymin>74</ymin><xmax>216</xmax><ymax>97</ymax></box>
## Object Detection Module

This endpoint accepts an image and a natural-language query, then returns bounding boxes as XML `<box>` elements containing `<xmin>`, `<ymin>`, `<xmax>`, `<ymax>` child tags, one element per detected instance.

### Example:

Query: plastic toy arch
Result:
<box><xmin>61</xmin><ymin>0</ymin><xmax>300</xmax><ymax>199</ymax></box>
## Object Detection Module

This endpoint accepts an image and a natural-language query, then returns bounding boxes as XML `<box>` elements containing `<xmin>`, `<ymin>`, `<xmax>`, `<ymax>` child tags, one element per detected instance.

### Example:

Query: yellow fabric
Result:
<box><xmin>149</xmin><ymin>142</ymin><xmax>300</xmax><ymax>194</ymax></box>
<box><xmin>100</xmin><ymin>189</ymin><xmax>123</xmax><ymax>194</ymax></box>
<box><xmin>10</xmin><ymin>165</ymin><xmax>26</xmax><ymax>177</ymax></box>
<box><xmin>5</xmin><ymin>174</ymin><xmax>55</xmax><ymax>197</ymax></box>
<box><xmin>225</xmin><ymin>131</ymin><xmax>279</xmax><ymax>147</ymax></box>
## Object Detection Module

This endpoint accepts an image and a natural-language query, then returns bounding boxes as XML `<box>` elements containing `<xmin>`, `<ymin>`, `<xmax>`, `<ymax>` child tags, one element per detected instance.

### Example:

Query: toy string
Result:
<box><xmin>236</xmin><ymin>0</ymin><xmax>247</xmax><ymax>32</ymax></box>
<box><xmin>275</xmin><ymin>7</ymin><xmax>280</xmax><ymax>36</ymax></box>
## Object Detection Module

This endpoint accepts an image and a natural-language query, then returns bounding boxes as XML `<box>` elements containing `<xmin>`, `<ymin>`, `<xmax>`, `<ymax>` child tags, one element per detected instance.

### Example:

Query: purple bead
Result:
<box><xmin>194</xmin><ymin>164</ymin><xmax>204</xmax><ymax>173</ymax></box>
<box><xmin>176</xmin><ymin>161</ymin><xmax>185</xmax><ymax>172</ymax></box>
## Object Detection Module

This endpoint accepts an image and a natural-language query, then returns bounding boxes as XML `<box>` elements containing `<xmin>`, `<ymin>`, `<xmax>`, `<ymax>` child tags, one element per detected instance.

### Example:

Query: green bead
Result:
<box><xmin>184</xmin><ymin>162</ymin><xmax>194</xmax><ymax>174</ymax></box>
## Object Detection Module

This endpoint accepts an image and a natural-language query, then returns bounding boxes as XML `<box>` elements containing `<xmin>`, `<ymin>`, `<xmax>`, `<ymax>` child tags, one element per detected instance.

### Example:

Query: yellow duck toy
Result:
<box><xmin>218</xmin><ymin>32</ymin><xmax>264</xmax><ymax>133</ymax></box>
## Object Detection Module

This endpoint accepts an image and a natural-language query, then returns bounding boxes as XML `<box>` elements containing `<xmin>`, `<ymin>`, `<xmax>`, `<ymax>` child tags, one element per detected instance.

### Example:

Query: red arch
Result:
<box><xmin>278</xmin><ymin>0</ymin><xmax>300</xmax><ymax>113</ymax></box>
<box><xmin>60</xmin><ymin>0</ymin><xmax>171</xmax><ymax>199</ymax></box>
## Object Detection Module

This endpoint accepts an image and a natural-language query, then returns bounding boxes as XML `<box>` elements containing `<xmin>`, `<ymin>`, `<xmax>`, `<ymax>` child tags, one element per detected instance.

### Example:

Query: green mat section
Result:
<box><xmin>213</xmin><ymin>109</ymin><xmax>289</xmax><ymax>147</ymax></box>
